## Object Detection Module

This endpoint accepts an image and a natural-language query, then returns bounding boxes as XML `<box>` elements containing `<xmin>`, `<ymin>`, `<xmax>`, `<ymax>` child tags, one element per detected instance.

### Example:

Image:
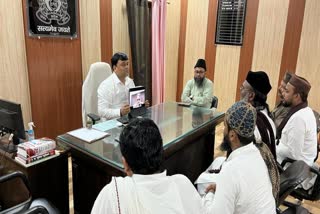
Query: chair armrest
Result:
<box><xmin>281</xmin><ymin>158</ymin><xmax>295</xmax><ymax>168</ymax></box>
<box><xmin>19</xmin><ymin>206</ymin><xmax>49</xmax><ymax>214</ymax></box>
<box><xmin>0</xmin><ymin>171</ymin><xmax>31</xmax><ymax>194</ymax></box>
<box><xmin>87</xmin><ymin>113</ymin><xmax>100</xmax><ymax>125</ymax></box>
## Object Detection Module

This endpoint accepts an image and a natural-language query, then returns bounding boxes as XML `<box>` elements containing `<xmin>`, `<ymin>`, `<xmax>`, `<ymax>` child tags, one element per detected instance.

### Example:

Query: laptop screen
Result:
<box><xmin>129</xmin><ymin>86</ymin><xmax>146</xmax><ymax>109</ymax></box>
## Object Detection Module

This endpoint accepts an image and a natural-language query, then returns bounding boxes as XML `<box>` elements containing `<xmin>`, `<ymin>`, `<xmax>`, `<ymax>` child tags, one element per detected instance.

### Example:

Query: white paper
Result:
<box><xmin>67</xmin><ymin>128</ymin><xmax>109</xmax><ymax>143</ymax></box>
<box><xmin>92</xmin><ymin>119</ymin><xmax>121</xmax><ymax>132</ymax></box>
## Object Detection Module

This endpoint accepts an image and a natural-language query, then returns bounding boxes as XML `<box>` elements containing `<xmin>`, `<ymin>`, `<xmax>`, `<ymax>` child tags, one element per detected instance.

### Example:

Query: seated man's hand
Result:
<box><xmin>205</xmin><ymin>183</ymin><xmax>216</xmax><ymax>193</ymax></box>
<box><xmin>120</xmin><ymin>104</ymin><xmax>130</xmax><ymax>116</ymax></box>
<box><xmin>145</xmin><ymin>100</ymin><xmax>150</xmax><ymax>108</ymax></box>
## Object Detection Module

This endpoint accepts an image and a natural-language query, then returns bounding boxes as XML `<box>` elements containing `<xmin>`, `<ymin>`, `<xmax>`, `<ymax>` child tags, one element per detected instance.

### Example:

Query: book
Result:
<box><xmin>17</xmin><ymin>149</ymin><xmax>56</xmax><ymax>164</ymax></box>
<box><xmin>15</xmin><ymin>151</ymin><xmax>60</xmax><ymax>167</ymax></box>
<box><xmin>67</xmin><ymin>128</ymin><xmax>109</xmax><ymax>143</ymax></box>
<box><xmin>17</xmin><ymin>138</ymin><xmax>56</xmax><ymax>158</ymax></box>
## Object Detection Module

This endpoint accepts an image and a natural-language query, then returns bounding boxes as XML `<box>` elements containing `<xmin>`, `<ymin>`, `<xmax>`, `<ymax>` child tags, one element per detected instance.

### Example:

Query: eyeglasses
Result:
<box><xmin>194</xmin><ymin>70</ymin><xmax>205</xmax><ymax>74</ymax></box>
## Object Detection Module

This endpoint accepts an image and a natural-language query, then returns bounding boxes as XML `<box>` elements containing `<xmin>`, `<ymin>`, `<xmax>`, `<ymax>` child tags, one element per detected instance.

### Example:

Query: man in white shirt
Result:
<box><xmin>203</xmin><ymin>101</ymin><xmax>278</xmax><ymax>214</ymax></box>
<box><xmin>91</xmin><ymin>118</ymin><xmax>202</xmax><ymax>214</ymax></box>
<box><xmin>277</xmin><ymin>74</ymin><xmax>317</xmax><ymax>173</ymax></box>
<box><xmin>240</xmin><ymin>71</ymin><xmax>277</xmax><ymax>158</ymax></box>
<box><xmin>97</xmin><ymin>52</ymin><xmax>149</xmax><ymax>120</ymax></box>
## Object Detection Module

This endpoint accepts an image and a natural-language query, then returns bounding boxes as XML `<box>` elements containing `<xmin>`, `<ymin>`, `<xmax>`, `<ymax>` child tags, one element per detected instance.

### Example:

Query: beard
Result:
<box><xmin>282</xmin><ymin>100</ymin><xmax>291</xmax><ymax>107</ymax></box>
<box><xmin>240</xmin><ymin>92</ymin><xmax>249</xmax><ymax>102</ymax></box>
<box><xmin>220</xmin><ymin>135</ymin><xmax>232</xmax><ymax>154</ymax></box>
<box><xmin>194</xmin><ymin>77</ymin><xmax>204</xmax><ymax>87</ymax></box>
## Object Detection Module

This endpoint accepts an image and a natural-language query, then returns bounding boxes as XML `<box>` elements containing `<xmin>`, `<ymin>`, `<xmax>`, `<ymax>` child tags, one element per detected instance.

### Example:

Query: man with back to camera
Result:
<box><xmin>91</xmin><ymin>118</ymin><xmax>202</xmax><ymax>214</ymax></box>
<box><xmin>276</xmin><ymin>74</ymin><xmax>317</xmax><ymax>189</ymax></box>
<box><xmin>97</xmin><ymin>52</ymin><xmax>149</xmax><ymax>120</ymax></box>
<box><xmin>239</xmin><ymin>70</ymin><xmax>277</xmax><ymax>158</ymax></box>
<box><xmin>271</xmin><ymin>72</ymin><xmax>292</xmax><ymax>130</ymax></box>
<box><xmin>202</xmin><ymin>101</ymin><xmax>279</xmax><ymax>214</ymax></box>
<box><xmin>181</xmin><ymin>59</ymin><xmax>213</xmax><ymax>108</ymax></box>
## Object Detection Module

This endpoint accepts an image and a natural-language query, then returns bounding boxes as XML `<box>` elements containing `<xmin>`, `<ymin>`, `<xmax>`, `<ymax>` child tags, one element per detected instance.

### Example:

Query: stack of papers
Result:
<box><xmin>67</xmin><ymin>128</ymin><xmax>109</xmax><ymax>143</ymax></box>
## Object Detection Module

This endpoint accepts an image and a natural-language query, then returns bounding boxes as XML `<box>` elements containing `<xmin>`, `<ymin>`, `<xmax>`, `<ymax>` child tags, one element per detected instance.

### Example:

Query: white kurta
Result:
<box><xmin>277</xmin><ymin>107</ymin><xmax>317</xmax><ymax>166</ymax></box>
<box><xmin>91</xmin><ymin>171</ymin><xmax>203</xmax><ymax>214</ymax></box>
<box><xmin>254</xmin><ymin>108</ymin><xmax>276</xmax><ymax>144</ymax></box>
<box><xmin>97</xmin><ymin>73</ymin><xmax>135</xmax><ymax>120</ymax></box>
<box><xmin>203</xmin><ymin>143</ymin><xmax>276</xmax><ymax>214</ymax></box>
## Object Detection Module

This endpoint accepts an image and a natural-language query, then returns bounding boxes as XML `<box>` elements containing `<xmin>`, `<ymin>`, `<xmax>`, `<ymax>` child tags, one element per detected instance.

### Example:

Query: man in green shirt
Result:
<box><xmin>181</xmin><ymin>59</ymin><xmax>213</xmax><ymax>108</ymax></box>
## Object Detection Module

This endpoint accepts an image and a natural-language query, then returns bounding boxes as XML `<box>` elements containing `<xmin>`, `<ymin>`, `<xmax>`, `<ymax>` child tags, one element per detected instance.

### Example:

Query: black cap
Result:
<box><xmin>246</xmin><ymin>71</ymin><xmax>272</xmax><ymax>95</ymax></box>
<box><xmin>194</xmin><ymin>59</ymin><xmax>206</xmax><ymax>71</ymax></box>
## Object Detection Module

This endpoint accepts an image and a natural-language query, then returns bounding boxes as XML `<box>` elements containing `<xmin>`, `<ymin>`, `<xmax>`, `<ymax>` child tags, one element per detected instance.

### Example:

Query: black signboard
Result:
<box><xmin>27</xmin><ymin>0</ymin><xmax>78</xmax><ymax>38</ymax></box>
<box><xmin>215</xmin><ymin>0</ymin><xmax>247</xmax><ymax>45</ymax></box>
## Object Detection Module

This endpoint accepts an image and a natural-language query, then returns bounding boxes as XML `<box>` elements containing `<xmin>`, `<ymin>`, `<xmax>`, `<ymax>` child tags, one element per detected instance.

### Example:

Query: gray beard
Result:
<box><xmin>194</xmin><ymin>77</ymin><xmax>204</xmax><ymax>87</ymax></box>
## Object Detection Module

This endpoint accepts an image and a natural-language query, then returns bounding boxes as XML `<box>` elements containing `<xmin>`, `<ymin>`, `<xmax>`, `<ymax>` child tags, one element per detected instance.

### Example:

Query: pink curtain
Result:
<box><xmin>152</xmin><ymin>0</ymin><xmax>167</xmax><ymax>105</ymax></box>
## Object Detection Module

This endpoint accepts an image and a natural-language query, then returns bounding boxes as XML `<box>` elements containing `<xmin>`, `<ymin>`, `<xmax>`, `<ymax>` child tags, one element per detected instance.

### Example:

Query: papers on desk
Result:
<box><xmin>92</xmin><ymin>119</ymin><xmax>121</xmax><ymax>132</ymax></box>
<box><xmin>67</xmin><ymin>128</ymin><xmax>109</xmax><ymax>143</ymax></box>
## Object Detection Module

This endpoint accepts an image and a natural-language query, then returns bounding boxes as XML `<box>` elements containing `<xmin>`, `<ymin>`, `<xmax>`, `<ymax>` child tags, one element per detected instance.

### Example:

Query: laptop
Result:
<box><xmin>128</xmin><ymin>86</ymin><xmax>147</xmax><ymax>118</ymax></box>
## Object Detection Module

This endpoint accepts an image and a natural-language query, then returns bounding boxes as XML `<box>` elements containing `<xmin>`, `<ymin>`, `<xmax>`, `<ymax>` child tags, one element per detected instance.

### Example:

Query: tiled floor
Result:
<box><xmin>67</xmin><ymin>123</ymin><xmax>320</xmax><ymax>213</ymax></box>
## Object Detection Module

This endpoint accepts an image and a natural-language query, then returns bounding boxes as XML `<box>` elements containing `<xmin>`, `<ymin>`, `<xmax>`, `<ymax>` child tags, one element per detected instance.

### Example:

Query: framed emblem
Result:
<box><xmin>26</xmin><ymin>0</ymin><xmax>78</xmax><ymax>38</ymax></box>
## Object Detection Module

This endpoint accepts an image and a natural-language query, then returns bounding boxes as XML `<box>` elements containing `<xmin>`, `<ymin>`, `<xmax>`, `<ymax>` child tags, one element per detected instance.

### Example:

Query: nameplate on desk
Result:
<box><xmin>67</xmin><ymin>128</ymin><xmax>109</xmax><ymax>143</ymax></box>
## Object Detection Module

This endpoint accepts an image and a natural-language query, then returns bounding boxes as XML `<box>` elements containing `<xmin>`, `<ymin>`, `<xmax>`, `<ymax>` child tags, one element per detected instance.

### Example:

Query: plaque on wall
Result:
<box><xmin>26</xmin><ymin>0</ymin><xmax>78</xmax><ymax>38</ymax></box>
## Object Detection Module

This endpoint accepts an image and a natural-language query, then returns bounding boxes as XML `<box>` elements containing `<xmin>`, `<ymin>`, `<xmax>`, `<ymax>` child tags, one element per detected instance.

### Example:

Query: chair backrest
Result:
<box><xmin>211</xmin><ymin>96</ymin><xmax>218</xmax><ymax>108</ymax></box>
<box><xmin>82</xmin><ymin>62</ymin><xmax>112</xmax><ymax>127</ymax></box>
<box><xmin>278</xmin><ymin>160</ymin><xmax>310</xmax><ymax>206</ymax></box>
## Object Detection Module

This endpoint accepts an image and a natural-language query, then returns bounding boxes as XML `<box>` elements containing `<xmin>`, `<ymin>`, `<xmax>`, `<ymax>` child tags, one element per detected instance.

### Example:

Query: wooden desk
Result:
<box><xmin>0</xmin><ymin>148</ymin><xmax>69</xmax><ymax>213</ymax></box>
<box><xmin>57</xmin><ymin>102</ymin><xmax>224</xmax><ymax>214</ymax></box>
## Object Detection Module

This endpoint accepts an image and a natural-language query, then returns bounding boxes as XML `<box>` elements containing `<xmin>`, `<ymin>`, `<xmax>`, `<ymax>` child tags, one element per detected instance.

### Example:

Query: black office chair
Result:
<box><xmin>211</xmin><ymin>96</ymin><xmax>218</xmax><ymax>108</ymax></box>
<box><xmin>0</xmin><ymin>171</ymin><xmax>60</xmax><ymax>214</ymax></box>
<box><xmin>280</xmin><ymin>157</ymin><xmax>320</xmax><ymax>203</ymax></box>
<box><xmin>277</xmin><ymin>160</ymin><xmax>311</xmax><ymax>214</ymax></box>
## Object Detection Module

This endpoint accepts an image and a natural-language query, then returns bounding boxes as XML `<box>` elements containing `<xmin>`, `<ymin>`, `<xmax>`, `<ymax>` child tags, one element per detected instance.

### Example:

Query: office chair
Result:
<box><xmin>82</xmin><ymin>62</ymin><xmax>112</xmax><ymax>127</ymax></box>
<box><xmin>0</xmin><ymin>171</ymin><xmax>60</xmax><ymax>214</ymax></box>
<box><xmin>277</xmin><ymin>160</ymin><xmax>310</xmax><ymax>214</ymax></box>
<box><xmin>211</xmin><ymin>96</ymin><xmax>218</xmax><ymax>109</ymax></box>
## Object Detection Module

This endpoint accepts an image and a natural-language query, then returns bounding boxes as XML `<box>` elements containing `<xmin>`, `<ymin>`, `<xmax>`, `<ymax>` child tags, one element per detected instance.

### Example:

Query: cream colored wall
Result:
<box><xmin>0</xmin><ymin>0</ymin><xmax>32</xmax><ymax>127</ymax></box>
<box><xmin>251</xmin><ymin>0</ymin><xmax>289</xmax><ymax>108</ymax></box>
<box><xmin>214</xmin><ymin>46</ymin><xmax>241</xmax><ymax>112</ymax></box>
<box><xmin>183</xmin><ymin>0</ymin><xmax>209</xmax><ymax>87</ymax></box>
<box><xmin>112</xmin><ymin>0</ymin><xmax>131</xmax><ymax>61</ymax></box>
<box><xmin>80</xmin><ymin>0</ymin><xmax>102</xmax><ymax>79</ymax></box>
<box><xmin>164</xmin><ymin>0</ymin><xmax>181</xmax><ymax>102</ymax></box>
<box><xmin>296</xmin><ymin>0</ymin><xmax>320</xmax><ymax>111</ymax></box>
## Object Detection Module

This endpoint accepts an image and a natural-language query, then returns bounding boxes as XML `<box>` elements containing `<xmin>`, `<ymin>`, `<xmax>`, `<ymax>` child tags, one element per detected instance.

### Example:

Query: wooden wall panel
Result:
<box><xmin>176</xmin><ymin>0</ymin><xmax>188</xmax><ymax>101</ymax></box>
<box><xmin>112</xmin><ymin>0</ymin><xmax>131</xmax><ymax>59</ymax></box>
<box><xmin>277</xmin><ymin>0</ymin><xmax>305</xmax><ymax>95</ymax></box>
<box><xmin>235</xmin><ymin>0</ymin><xmax>260</xmax><ymax>100</ymax></box>
<box><xmin>0</xmin><ymin>0</ymin><xmax>32</xmax><ymax>128</ymax></box>
<box><xmin>182</xmin><ymin>0</ymin><xmax>209</xmax><ymax>89</ymax></box>
<box><xmin>214</xmin><ymin>46</ymin><xmax>241</xmax><ymax>112</ymax></box>
<box><xmin>296</xmin><ymin>0</ymin><xmax>320</xmax><ymax>111</ymax></box>
<box><xmin>204</xmin><ymin>0</ymin><xmax>218</xmax><ymax>82</ymax></box>
<box><xmin>251</xmin><ymin>0</ymin><xmax>289</xmax><ymax>108</ymax></box>
<box><xmin>22</xmin><ymin>2</ymin><xmax>82</xmax><ymax>139</ymax></box>
<box><xmin>80</xmin><ymin>0</ymin><xmax>102</xmax><ymax>79</ymax></box>
<box><xmin>164</xmin><ymin>0</ymin><xmax>181</xmax><ymax>102</ymax></box>
<box><xmin>100</xmin><ymin>0</ymin><xmax>113</xmax><ymax>63</ymax></box>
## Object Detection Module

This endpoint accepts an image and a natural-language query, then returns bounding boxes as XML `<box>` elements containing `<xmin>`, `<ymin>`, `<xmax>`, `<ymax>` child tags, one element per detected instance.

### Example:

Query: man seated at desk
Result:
<box><xmin>97</xmin><ymin>52</ymin><xmax>149</xmax><ymax>120</ymax></box>
<box><xmin>91</xmin><ymin>118</ymin><xmax>202</xmax><ymax>214</ymax></box>
<box><xmin>181</xmin><ymin>59</ymin><xmax>213</xmax><ymax>108</ymax></box>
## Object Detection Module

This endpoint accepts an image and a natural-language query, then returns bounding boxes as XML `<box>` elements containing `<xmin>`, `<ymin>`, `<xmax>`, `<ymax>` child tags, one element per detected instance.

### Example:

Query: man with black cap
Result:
<box><xmin>276</xmin><ymin>74</ymin><xmax>317</xmax><ymax>174</ymax></box>
<box><xmin>202</xmin><ymin>101</ymin><xmax>279</xmax><ymax>214</ymax></box>
<box><xmin>240</xmin><ymin>71</ymin><xmax>277</xmax><ymax>158</ymax></box>
<box><xmin>181</xmin><ymin>59</ymin><xmax>213</xmax><ymax>108</ymax></box>
<box><xmin>271</xmin><ymin>72</ymin><xmax>292</xmax><ymax>129</ymax></box>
